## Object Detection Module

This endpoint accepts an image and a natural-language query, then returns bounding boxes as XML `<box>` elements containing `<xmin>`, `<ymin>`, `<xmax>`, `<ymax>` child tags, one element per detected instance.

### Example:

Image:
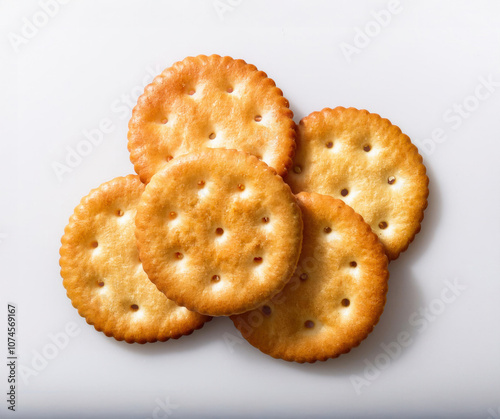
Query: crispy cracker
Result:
<box><xmin>135</xmin><ymin>149</ymin><xmax>303</xmax><ymax>316</ymax></box>
<box><xmin>286</xmin><ymin>107</ymin><xmax>429</xmax><ymax>260</ymax></box>
<box><xmin>128</xmin><ymin>54</ymin><xmax>296</xmax><ymax>183</ymax></box>
<box><xmin>232</xmin><ymin>192</ymin><xmax>389</xmax><ymax>363</ymax></box>
<box><xmin>60</xmin><ymin>175</ymin><xmax>210</xmax><ymax>343</ymax></box>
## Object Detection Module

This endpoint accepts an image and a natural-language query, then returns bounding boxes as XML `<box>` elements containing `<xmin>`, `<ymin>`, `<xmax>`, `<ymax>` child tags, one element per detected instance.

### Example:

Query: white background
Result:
<box><xmin>1</xmin><ymin>0</ymin><xmax>500</xmax><ymax>418</ymax></box>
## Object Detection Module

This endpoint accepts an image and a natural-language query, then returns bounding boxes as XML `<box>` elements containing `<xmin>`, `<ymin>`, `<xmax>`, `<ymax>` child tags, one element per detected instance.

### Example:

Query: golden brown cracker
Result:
<box><xmin>135</xmin><ymin>149</ymin><xmax>303</xmax><ymax>316</ymax></box>
<box><xmin>128</xmin><ymin>54</ymin><xmax>296</xmax><ymax>183</ymax></box>
<box><xmin>287</xmin><ymin>107</ymin><xmax>428</xmax><ymax>260</ymax></box>
<box><xmin>60</xmin><ymin>175</ymin><xmax>210</xmax><ymax>343</ymax></box>
<box><xmin>232</xmin><ymin>192</ymin><xmax>389</xmax><ymax>363</ymax></box>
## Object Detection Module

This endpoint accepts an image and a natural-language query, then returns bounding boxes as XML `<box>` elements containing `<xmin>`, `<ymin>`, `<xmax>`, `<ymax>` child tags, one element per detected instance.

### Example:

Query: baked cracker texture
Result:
<box><xmin>231</xmin><ymin>192</ymin><xmax>389</xmax><ymax>363</ymax></box>
<box><xmin>286</xmin><ymin>107</ymin><xmax>429</xmax><ymax>260</ymax></box>
<box><xmin>60</xmin><ymin>175</ymin><xmax>211</xmax><ymax>344</ymax></box>
<box><xmin>128</xmin><ymin>54</ymin><xmax>296</xmax><ymax>183</ymax></box>
<box><xmin>135</xmin><ymin>148</ymin><xmax>303</xmax><ymax>317</ymax></box>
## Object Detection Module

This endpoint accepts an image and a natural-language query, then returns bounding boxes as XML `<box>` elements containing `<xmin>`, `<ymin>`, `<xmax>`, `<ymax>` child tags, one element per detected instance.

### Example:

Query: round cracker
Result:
<box><xmin>135</xmin><ymin>149</ymin><xmax>303</xmax><ymax>316</ymax></box>
<box><xmin>60</xmin><ymin>175</ymin><xmax>210</xmax><ymax>344</ymax></box>
<box><xmin>231</xmin><ymin>192</ymin><xmax>389</xmax><ymax>363</ymax></box>
<box><xmin>128</xmin><ymin>54</ymin><xmax>296</xmax><ymax>183</ymax></box>
<box><xmin>286</xmin><ymin>107</ymin><xmax>429</xmax><ymax>260</ymax></box>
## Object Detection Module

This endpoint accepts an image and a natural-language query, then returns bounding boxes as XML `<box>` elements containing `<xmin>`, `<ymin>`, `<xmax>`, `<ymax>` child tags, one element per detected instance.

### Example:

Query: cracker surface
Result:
<box><xmin>60</xmin><ymin>175</ymin><xmax>210</xmax><ymax>343</ymax></box>
<box><xmin>232</xmin><ymin>192</ymin><xmax>389</xmax><ymax>363</ymax></box>
<box><xmin>135</xmin><ymin>149</ymin><xmax>303</xmax><ymax>316</ymax></box>
<box><xmin>287</xmin><ymin>107</ymin><xmax>428</xmax><ymax>260</ymax></box>
<box><xmin>128</xmin><ymin>54</ymin><xmax>296</xmax><ymax>183</ymax></box>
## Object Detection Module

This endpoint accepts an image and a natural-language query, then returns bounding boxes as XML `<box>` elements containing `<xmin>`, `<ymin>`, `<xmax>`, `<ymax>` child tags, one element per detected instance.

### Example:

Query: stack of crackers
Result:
<box><xmin>60</xmin><ymin>55</ymin><xmax>428</xmax><ymax>363</ymax></box>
